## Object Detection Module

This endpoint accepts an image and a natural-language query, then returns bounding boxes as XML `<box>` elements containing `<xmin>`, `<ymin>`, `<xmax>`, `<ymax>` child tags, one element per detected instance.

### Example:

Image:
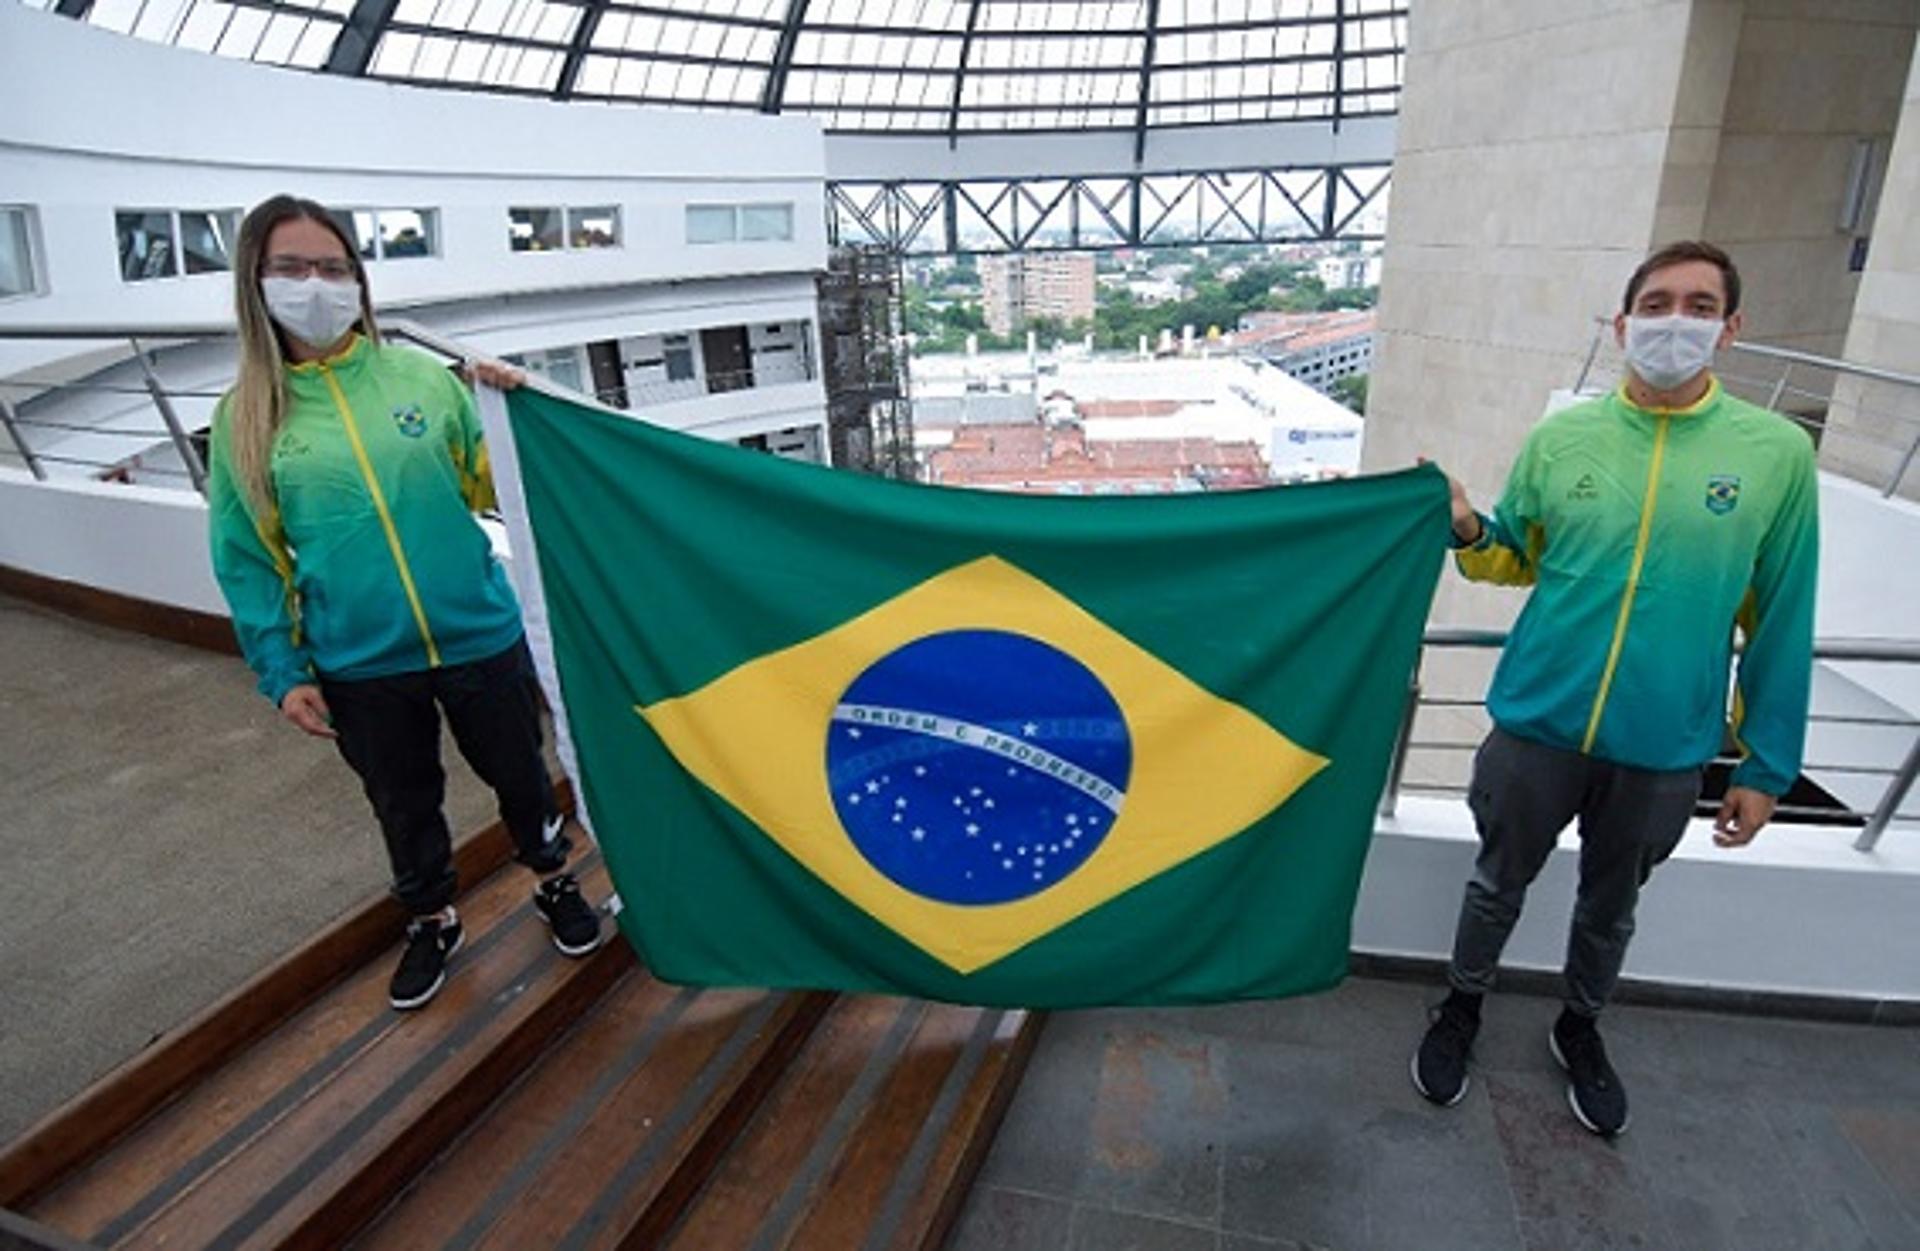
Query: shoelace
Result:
<box><xmin>398</xmin><ymin>921</ymin><xmax>444</xmax><ymax>974</ymax></box>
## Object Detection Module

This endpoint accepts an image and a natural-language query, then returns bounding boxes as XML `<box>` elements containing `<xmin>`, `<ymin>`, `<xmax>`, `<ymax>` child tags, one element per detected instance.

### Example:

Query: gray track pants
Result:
<box><xmin>1447</xmin><ymin>727</ymin><xmax>1703</xmax><ymax>1017</ymax></box>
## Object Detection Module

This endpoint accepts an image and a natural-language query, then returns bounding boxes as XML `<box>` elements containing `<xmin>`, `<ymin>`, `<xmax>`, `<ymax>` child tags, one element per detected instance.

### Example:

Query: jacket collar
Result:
<box><xmin>1614</xmin><ymin>375</ymin><xmax>1722</xmax><ymax>420</ymax></box>
<box><xmin>285</xmin><ymin>332</ymin><xmax>371</xmax><ymax>379</ymax></box>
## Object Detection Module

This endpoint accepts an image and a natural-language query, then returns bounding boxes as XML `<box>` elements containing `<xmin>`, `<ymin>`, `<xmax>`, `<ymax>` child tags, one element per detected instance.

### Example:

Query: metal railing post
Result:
<box><xmin>129</xmin><ymin>337</ymin><xmax>207</xmax><ymax>495</ymax></box>
<box><xmin>0</xmin><ymin>394</ymin><xmax>46</xmax><ymax>480</ymax></box>
<box><xmin>1378</xmin><ymin>661</ymin><xmax>1423</xmax><ymax>819</ymax></box>
<box><xmin>1573</xmin><ymin>319</ymin><xmax>1605</xmax><ymax>393</ymax></box>
<box><xmin>1855</xmin><ymin>733</ymin><xmax>1920</xmax><ymax>852</ymax></box>
<box><xmin>1764</xmin><ymin>362</ymin><xmax>1793</xmax><ymax>412</ymax></box>
<box><xmin>1885</xmin><ymin>428</ymin><xmax>1920</xmax><ymax>500</ymax></box>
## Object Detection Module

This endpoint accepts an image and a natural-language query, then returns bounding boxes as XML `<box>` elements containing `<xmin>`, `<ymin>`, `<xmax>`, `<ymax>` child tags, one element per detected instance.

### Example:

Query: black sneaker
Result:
<box><xmin>1411</xmin><ymin>994</ymin><xmax>1480</xmax><ymax>1106</ymax></box>
<box><xmin>1550</xmin><ymin>1012</ymin><xmax>1629</xmax><ymax>1137</ymax></box>
<box><xmin>534</xmin><ymin>873</ymin><xmax>603</xmax><ymax>956</ymax></box>
<box><xmin>390</xmin><ymin>915</ymin><xmax>464</xmax><ymax>1011</ymax></box>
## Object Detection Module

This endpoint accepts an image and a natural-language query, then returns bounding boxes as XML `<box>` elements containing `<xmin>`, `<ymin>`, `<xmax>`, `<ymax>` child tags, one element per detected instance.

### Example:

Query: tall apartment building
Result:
<box><xmin>1315</xmin><ymin>253</ymin><xmax>1383</xmax><ymax>291</ymax></box>
<box><xmin>980</xmin><ymin>253</ymin><xmax>1097</xmax><ymax>337</ymax></box>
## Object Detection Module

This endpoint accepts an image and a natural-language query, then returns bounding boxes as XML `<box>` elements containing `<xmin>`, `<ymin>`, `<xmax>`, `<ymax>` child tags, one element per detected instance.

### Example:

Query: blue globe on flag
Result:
<box><xmin>825</xmin><ymin>629</ymin><xmax>1133</xmax><ymax>906</ymax></box>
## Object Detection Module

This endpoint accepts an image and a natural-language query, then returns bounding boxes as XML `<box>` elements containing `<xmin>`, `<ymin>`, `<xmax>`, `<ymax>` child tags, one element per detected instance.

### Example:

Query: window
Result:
<box><xmin>513</xmin><ymin>206</ymin><xmax>621</xmax><ymax>252</ymax></box>
<box><xmin>1</xmin><ymin>206</ymin><xmax>42</xmax><ymax>298</ymax></box>
<box><xmin>178</xmin><ymin>210</ymin><xmax>239</xmax><ymax>274</ymax></box>
<box><xmin>506</xmin><ymin>346</ymin><xmax>588</xmax><ymax>395</ymax></box>
<box><xmin>662</xmin><ymin>334</ymin><xmax>696</xmax><ymax>382</ymax></box>
<box><xmin>117</xmin><ymin>210</ymin><xmax>176</xmax><ymax>281</ymax></box>
<box><xmin>686</xmin><ymin>202</ymin><xmax>796</xmax><ymax>244</ymax></box>
<box><xmin>567</xmin><ymin>206</ymin><xmax>620</xmax><ymax>249</ymax></box>
<box><xmin>342</xmin><ymin>208</ymin><xmax>439</xmax><ymax>260</ymax></box>
<box><xmin>510</xmin><ymin>207</ymin><xmax>565</xmax><ymax>252</ymax></box>
<box><xmin>739</xmin><ymin>203</ymin><xmax>794</xmax><ymax>242</ymax></box>
<box><xmin>116</xmin><ymin>208</ymin><xmax>240</xmax><ymax>282</ymax></box>
<box><xmin>685</xmin><ymin>205</ymin><xmax>737</xmax><ymax>245</ymax></box>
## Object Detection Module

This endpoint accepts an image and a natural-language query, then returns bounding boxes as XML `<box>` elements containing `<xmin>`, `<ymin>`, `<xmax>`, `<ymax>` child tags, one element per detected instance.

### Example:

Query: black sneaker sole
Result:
<box><xmin>390</xmin><ymin>927</ymin><xmax>465</xmax><ymax>1012</ymax></box>
<box><xmin>1409</xmin><ymin>1052</ymin><xmax>1469</xmax><ymax>1107</ymax></box>
<box><xmin>535</xmin><ymin>907</ymin><xmax>603</xmax><ymax>958</ymax></box>
<box><xmin>1548</xmin><ymin>1027</ymin><xmax>1629</xmax><ymax>1137</ymax></box>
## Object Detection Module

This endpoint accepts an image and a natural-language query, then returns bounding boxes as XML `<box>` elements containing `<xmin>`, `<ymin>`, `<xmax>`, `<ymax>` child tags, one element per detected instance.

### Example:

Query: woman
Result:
<box><xmin>207</xmin><ymin>194</ymin><xmax>601</xmax><ymax>1011</ymax></box>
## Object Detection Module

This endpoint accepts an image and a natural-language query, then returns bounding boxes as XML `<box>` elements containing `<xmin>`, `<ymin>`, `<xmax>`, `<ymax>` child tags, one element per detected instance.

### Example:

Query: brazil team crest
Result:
<box><xmin>1706</xmin><ymin>474</ymin><xmax>1741</xmax><ymax>515</ymax></box>
<box><xmin>392</xmin><ymin>404</ymin><xmax>428</xmax><ymax>438</ymax></box>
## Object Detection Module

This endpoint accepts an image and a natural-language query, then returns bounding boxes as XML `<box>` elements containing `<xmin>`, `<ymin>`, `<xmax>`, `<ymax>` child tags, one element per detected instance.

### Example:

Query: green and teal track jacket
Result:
<box><xmin>207</xmin><ymin>334</ymin><xmax>523</xmax><ymax>706</ymax></box>
<box><xmin>1458</xmin><ymin>378</ymin><xmax>1819</xmax><ymax>795</ymax></box>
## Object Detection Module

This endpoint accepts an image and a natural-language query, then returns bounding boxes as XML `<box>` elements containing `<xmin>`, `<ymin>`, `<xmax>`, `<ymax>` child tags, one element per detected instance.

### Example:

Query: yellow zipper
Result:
<box><xmin>321</xmin><ymin>365</ymin><xmax>442</xmax><ymax>667</ymax></box>
<box><xmin>1581</xmin><ymin>415</ymin><xmax>1668</xmax><ymax>752</ymax></box>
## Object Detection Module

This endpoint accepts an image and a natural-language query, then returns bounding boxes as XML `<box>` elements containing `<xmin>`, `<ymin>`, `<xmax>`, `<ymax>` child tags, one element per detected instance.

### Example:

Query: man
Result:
<box><xmin>1411</xmin><ymin>241</ymin><xmax>1819</xmax><ymax>1136</ymax></box>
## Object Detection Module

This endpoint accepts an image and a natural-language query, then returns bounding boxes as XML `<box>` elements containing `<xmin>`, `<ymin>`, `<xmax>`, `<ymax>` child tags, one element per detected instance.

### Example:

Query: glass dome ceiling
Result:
<box><xmin>24</xmin><ymin>0</ymin><xmax>1406</xmax><ymax>135</ymax></box>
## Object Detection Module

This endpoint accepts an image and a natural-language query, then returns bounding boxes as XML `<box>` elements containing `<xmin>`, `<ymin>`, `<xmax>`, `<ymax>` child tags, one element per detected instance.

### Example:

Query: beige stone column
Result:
<box><xmin>1698</xmin><ymin>2</ymin><xmax>1920</xmax><ymax>359</ymax></box>
<box><xmin>1826</xmin><ymin>33</ymin><xmax>1920</xmax><ymax>501</ymax></box>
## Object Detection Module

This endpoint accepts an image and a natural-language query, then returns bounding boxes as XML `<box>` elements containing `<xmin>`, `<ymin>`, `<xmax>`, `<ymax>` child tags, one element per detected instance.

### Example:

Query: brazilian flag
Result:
<box><xmin>489</xmin><ymin>387</ymin><xmax>1447</xmax><ymax>1007</ymax></box>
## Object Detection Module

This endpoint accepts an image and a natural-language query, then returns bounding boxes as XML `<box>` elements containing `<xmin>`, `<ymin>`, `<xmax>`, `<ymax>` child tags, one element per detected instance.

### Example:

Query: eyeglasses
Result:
<box><xmin>261</xmin><ymin>255</ymin><xmax>357</xmax><ymax>282</ymax></box>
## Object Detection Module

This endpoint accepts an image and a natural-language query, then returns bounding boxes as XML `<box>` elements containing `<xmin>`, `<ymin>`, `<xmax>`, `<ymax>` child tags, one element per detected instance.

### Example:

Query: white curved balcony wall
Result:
<box><xmin>0</xmin><ymin>3</ymin><xmax>829</xmax><ymax>381</ymax></box>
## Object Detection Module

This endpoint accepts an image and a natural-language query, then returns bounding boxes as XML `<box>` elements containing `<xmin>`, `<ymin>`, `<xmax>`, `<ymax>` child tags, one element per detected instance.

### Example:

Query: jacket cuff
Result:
<box><xmin>1449</xmin><ymin>511</ymin><xmax>1493</xmax><ymax>551</ymax></box>
<box><xmin>1728</xmin><ymin>757</ymin><xmax>1793</xmax><ymax>797</ymax></box>
<box><xmin>260</xmin><ymin>665</ymin><xmax>314</xmax><ymax>709</ymax></box>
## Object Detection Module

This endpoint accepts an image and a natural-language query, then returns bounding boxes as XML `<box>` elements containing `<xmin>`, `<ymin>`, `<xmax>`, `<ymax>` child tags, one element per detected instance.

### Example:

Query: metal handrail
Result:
<box><xmin>0</xmin><ymin>319</ymin><xmax>818</xmax><ymax>487</ymax></box>
<box><xmin>1572</xmin><ymin>319</ymin><xmax>1920</xmax><ymax>498</ymax></box>
<box><xmin>0</xmin><ymin>394</ymin><xmax>43</xmax><ymax>480</ymax></box>
<box><xmin>1572</xmin><ymin>317</ymin><xmax>1920</xmax><ymax>392</ymax></box>
<box><xmin>1380</xmin><ymin>632</ymin><xmax>1920</xmax><ymax>852</ymax></box>
<box><xmin>0</xmin><ymin>328</ymin><xmax>225</xmax><ymax>492</ymax></box>
<box><xmin>1727</xmin><ymin>340</ymin><xmax>1920</xmax><ymax>391</ymax></box>
<box><xmin>0</xmin><ymin>324</ymin><xmax>236</xmax><ymax>338</ymax></box>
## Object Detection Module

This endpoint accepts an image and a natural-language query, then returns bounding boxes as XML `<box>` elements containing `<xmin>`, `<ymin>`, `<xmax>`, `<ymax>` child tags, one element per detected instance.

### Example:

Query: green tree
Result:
<box><xmin>1329</xmin><ymin>373</ymin><xmax>1369</xmax><ymax>415</ymax></box>
<box><xmin>941</xmin><ymin>302</ymin><xmax>987</xmax><ymax>331</ymax></box>
<box><xmin>1318</xmin><ymin>284</ymin><xmax>1379</xmax><ymax>312</ymax></box>
<box><xmin>903</xmin><ymin>287</ymin><xmax>940</xmax><ymax>338</ymax></box>
<box><xmin>1227</xmin><ymin>264</ymin><xmax>1282</xmax><ymax>307</ymax></box>
<box><xmin>1275</xmin><ymin>274</ymin><xmax>1328</xmax><ymax>313</ymax></box>
<box><xmin>1024</xmin><ymin>315</ymin><xmax>1080</xmax><ymax>348</ymax></box>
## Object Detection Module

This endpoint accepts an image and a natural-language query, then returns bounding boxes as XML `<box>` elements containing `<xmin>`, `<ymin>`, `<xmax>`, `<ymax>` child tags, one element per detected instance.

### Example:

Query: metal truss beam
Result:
<box><xmin>1132</xmin><ymin>0</ymin><xmax>1160</xmax><ymax>166</ymax></box>
<box><xmin>1330</xmin><ymin>0</ymin><xmax>1345</xmax><ymax>135</ymax></box>
<box><xmin>554</xmin><ymin>0</ymin><xmax>613</xmax><ymax>99</ymax></box>
<box><xmin>827</xmin><ymin>164</ymin><xmax>1390</xmax><ymax>255</ymax></box>
<box><xmin>761</xmin><ymin>0</ymin><xmax>810</xmax><ymax>112</ymax></box>
<box><xmin>324</xmin><ymin>0</ymin><xmax>400</xmax><ymax>76</ymax></box>
<box><xmin>946</xmin><ymin>0</ymin><xmax>984</xmax><ymax>151</ymax></box>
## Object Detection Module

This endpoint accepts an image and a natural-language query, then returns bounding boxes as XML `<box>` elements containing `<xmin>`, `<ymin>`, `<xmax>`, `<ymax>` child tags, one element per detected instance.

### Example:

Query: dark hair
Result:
<box><xmin>1621</xmin><ymin>240</ymin><xmax>1741</xmax><ymax>317</ymax></box>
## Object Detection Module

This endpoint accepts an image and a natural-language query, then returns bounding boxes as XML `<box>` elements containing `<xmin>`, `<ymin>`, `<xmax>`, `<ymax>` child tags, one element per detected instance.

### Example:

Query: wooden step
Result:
<box><xmin>16</xmin><ymin>854</ymin><xmax>624</xmax><ymax>1251</ymax></box>
<box><xmin>349</xmin><ymin>978</ymin><xmax>833</xmax><ymax>1251</ymax></box>
<box><xmin>348</xmin><ymin>987</ymin><xmax>1040</xmax><ymax>1251</ymax></box>
<box><xmin>658</xmin><ymin>997</ymin><xmax>1041</xmax><ymax>1251</ymax></box>
<box><xmin>4</xmin><ymin>797</ymin><xmax>1043</xmax><ymax>1251</ymax></box>
<box><xmin>0</xmin><ymin>819</ymin><xmax>518</xmax><ymax>1214</ymax></box>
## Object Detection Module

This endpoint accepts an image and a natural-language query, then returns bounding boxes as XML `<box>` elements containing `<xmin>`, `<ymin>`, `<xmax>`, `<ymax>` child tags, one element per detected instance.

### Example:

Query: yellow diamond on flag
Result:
<box><xmin>636</xmin><ymin>556</ymin><xmax>1328</xmax><ymax>974</ymax></box>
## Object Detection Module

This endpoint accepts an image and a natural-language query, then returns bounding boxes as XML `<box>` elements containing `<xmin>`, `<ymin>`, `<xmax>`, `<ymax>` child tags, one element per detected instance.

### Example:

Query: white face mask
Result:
<box><xmin>1624</xmin><ymin>314</ymin><xmax>1723</xmax><ymax>391</ymax></box>
<box><xmin>261</xmin><ymin>275</ymin><xmax>363</xmax><ymax>352</ymax></box>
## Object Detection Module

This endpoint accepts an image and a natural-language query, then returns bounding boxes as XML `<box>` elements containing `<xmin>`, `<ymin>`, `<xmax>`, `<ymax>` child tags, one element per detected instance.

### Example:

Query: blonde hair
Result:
<box><xmin>226</xmin><ymin>195</ymin><xmax>380</xmax><ymax>517</ymax></box>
